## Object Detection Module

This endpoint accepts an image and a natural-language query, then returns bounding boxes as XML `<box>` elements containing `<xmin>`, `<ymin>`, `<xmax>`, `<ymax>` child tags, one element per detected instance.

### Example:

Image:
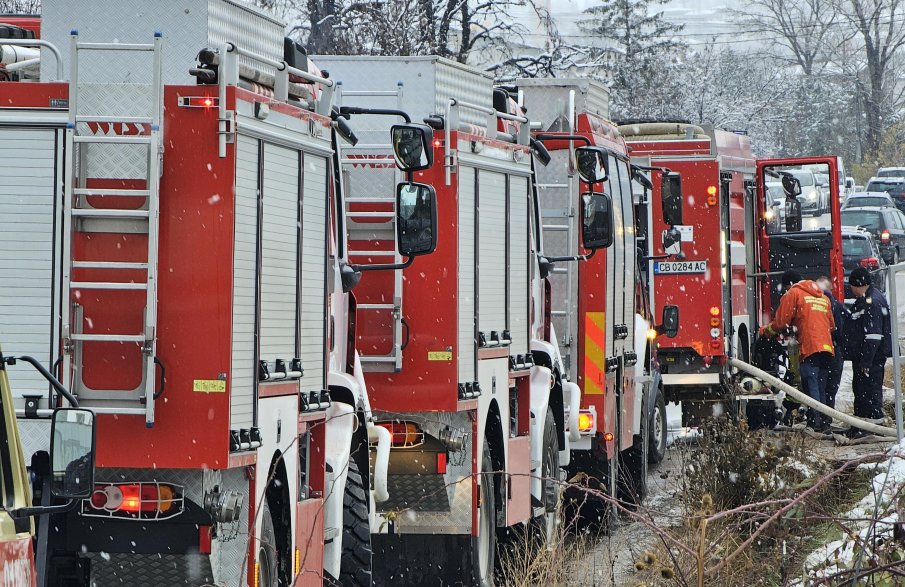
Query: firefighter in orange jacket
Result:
<box><xmin>759</xmin><ymin>270</ymin><xmax>836</xmax><ymax>432</ymax></box>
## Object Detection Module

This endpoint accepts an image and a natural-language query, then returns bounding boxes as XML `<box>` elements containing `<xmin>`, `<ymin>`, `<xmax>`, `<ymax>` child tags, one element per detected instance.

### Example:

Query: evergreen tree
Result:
<box><xmin>579</xmin><ymin>0</ymin><xmax>685</xmax><ymax>116</ymax></box>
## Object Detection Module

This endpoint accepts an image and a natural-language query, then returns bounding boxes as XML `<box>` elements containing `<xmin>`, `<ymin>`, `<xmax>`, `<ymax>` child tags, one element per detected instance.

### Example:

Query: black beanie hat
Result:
<box><xmin>781</xmin><ymin>270</ymin><xmax>802</xmax><ymax>291</ymax></box>
<box><xmin>849</xmin><ymin>267</ymin><xmax>871</xmax><ymax>287</ymax></box>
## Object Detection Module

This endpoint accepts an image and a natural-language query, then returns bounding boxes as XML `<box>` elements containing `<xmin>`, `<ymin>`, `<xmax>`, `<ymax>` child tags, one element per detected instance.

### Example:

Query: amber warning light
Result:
<box><xmin>178</xmin><ymin>96</ymin><xmax>218</xmax><ymax>108</ymax></box>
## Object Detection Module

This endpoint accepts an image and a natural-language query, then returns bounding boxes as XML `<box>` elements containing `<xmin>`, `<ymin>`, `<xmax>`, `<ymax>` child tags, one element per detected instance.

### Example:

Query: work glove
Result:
<box><xmin>858</xmin><ymin>364</ymin><xmax>871</xmax><ymax>376</ymax></box>
<box><xmin>759</xmin><ymin>325</ymin><xmax>774</xmax><ymax>339</ymax></box>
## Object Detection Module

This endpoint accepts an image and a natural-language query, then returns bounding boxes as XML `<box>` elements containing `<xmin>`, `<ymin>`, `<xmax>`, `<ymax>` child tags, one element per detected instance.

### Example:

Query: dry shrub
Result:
<box><xmin>628</xmin><ymin>419</ymin><xmax>881</xmax><ymax>585</ymax></box>
<box><xmin>497</xmin><ymin>519</ymin><xmax>591</xmax><ymax>587</ymax></box>
<box><xmin>680</xmin><ymin>419</ymin><xmax>826</xmax><ymax>513</ymax></box>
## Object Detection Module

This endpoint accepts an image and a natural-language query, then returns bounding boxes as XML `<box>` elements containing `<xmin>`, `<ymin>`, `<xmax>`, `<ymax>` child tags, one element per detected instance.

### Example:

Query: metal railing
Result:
<box><xmin>888</xmin><ymin>261</ymin><xmax>905</xmax><ymax>440</ymax></box>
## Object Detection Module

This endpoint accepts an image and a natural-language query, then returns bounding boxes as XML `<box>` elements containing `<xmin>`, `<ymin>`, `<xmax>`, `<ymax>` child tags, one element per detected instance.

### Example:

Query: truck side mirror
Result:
<box><xmin>661</xmin><ymin>172</ymin><xmax>683</xmax><ymax>225</ymax></box>
<box><xmin>581</xmin><ymin>192</ymin><xmax>614</xmax><ymax>249</ymax></box>
<box><xmin>574</xmin><ymin>146</ymin><xmax>609</xmax><ymax>184</ymax></box>
<box><xmin>397</xmin><ymin>182</ymin><xmax>438</xmax><ymax>257</ymax></box>
<box><xmin>391</xmin><ymin>123</ymin><xmax>434</xmax><ymax>172</ymax></box>
<box><xmin>785</xmin><ymin>198</ymin><xmax>802</xmax><ymax>232</ymax></box>
<box><xmin>658</xmin><ymin>305</ymin><xmax>679</xmax><ymax>339</ymax></box>
<box><xmin>50</xmin><ymin>408</ymin><xmax>96</xmax><ymax>500</ymax></box>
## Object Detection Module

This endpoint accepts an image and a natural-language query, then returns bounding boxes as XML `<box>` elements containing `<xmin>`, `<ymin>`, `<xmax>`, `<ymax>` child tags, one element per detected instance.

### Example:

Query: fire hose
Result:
<box><xmin>729</xmin><ymin>357</ymin><xmax>897</xmax><ymax>438</ymax></box>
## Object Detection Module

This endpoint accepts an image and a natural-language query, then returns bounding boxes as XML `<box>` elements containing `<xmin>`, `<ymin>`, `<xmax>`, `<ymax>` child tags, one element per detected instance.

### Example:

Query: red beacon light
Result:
<box><xmin>178</xmin><ymin>96</ymin><xmax>218</xmax><ymax>109</ymax></box>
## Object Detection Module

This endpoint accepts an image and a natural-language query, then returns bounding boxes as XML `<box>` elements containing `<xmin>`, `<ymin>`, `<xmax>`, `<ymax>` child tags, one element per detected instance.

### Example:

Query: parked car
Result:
<box><xmin>790</xmin><ymin>170</ymin><xmax>824</xmax><ymax>216</ymax></box>
<box><xmin>876</xmin><ymin>166</ymin><xmax>905</xmax><ymax>178</ymax></box>
<box><xmin>840</xmin><ymin>206</ymin><xmax>905</xmax><ymax>265</ymax></box>
<box><xmin>840</xmin><ymin>226</ymin><xmax>888</xmax><ymax>300</ymax></box>
<box><xmin>864</xmin><ymin>176</ymin><xmax>905</xmax><ymax>212</ymax></box>
<box><xmin>764</xmin><ymin>181</ymin><xmax>786</xmax><ymax>233</ymax></box>
<box><xmin>842</xmin><ymin>192</ymin><xmax>896</xmax><ymax>209</ymax></box>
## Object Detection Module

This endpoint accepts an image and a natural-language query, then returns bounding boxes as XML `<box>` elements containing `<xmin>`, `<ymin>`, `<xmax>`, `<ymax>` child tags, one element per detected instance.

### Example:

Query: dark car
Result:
<box><xmin>840</xmin><ymin>226</ymin><xmax>888</xmax><ymax>301</ymax></box>
<box><xmin>840</xmin><ymin>206</ymin><xmax>905</xmax><ymax>265</ymax></box>
<box><xmin>864</xmin><ymin>177</ymin><xmax>905</xmax><ymax>212</ymax></box>
<box><xmin>842</xmin><ymin>192</ymin><xmax>896</xmax><ymax>210</ymax></box>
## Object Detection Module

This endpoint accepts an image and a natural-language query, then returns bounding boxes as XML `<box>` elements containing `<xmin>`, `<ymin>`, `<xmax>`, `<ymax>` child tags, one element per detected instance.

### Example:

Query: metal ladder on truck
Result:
<box><xmin>61</xmin><ymin>31</ymin><xmax>163</xmax><ymax>427</ymax></box>
<box><xmin>337</xmin><ymin>83</ymin><xmax>406</xmax><ymax>373</ymax></box>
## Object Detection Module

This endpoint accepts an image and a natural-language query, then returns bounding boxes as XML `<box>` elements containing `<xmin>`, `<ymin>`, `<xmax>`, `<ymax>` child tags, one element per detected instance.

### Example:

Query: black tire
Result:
<box><xmin>537</xmin><ymin>407</ymin><xmax>560</xmax><ymax>543</ymax></box>
<box><xmin>259</xmin><ymin>501</ymin><xmax>279</xmax><ymax>587</ymax></box>
<box><xmin>745</xmin><ymin>401</ymin><xmax>778</xmax><ymax>430</ymax></box>
<box><xmin>618</xmin><ymin>428</ymin><xmax>648</xmax><ymax>507</ymax></box>
<box><xmin>648</xmin><ymin>386</ymin><xmax>667</xmax><ymax>464</ymax></box>
<box><xmin>469</xmin><ymin>439</ymin><xmax>496</xmax><ymax>586</ymax></box>
<box><xmin>339</xmin><ymin>458</ymin><xmax>372</xmax><ymax>586</ymax></box>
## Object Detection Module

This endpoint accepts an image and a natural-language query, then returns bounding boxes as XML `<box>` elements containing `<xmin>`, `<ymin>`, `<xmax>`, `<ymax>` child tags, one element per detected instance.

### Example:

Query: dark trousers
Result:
<box><xmin>825</xmin><ymin>352</ymin><xmax>844</xmax><ymax>409</ymax></box>
<box><xmin>800</xmin><ymin>352</ymin><xmax>833</xmax><ymax>429</ymax></box>
<box><xmin>853</xmin><ymin>358</ymin><xmax>886</xmax><ymax>420</ymax></box>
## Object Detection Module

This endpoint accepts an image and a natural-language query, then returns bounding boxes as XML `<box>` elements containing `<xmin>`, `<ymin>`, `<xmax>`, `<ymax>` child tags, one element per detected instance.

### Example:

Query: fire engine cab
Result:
<box><xmin>518</xmin><ymin>80</ymin><xmax>679</xmax><ymax>518</ymax></box>
<box><xmin>0</xmin><ymin>1</ymin><xmax>410</xmax><ymax>585</ymax></box>
<box><xmin>314</xmin><ymin>55</ymin><xmax>569</xmax><ymax>584</ymax></box>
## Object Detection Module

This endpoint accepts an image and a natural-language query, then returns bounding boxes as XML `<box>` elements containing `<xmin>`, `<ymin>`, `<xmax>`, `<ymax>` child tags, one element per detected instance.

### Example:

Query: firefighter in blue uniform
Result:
<box><xmin>847</xmin><ymin>267</ymin><xmax>892</xmax><ymax>425</ymax></box>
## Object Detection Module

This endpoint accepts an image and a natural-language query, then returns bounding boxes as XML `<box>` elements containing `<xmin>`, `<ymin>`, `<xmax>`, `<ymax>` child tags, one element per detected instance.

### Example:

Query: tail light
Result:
<box><xmin>859</xmin><ymin>257</ymin><xmax>880</xmax><ymax>269</ymax></box>
<box><xmin>577</xmin><ymin>410</ymin><xmax>595</xmax><ymax>433</ymax></box>
<box><xmin>603</xmin><ymin>432</ymin><xmax>615</xmax><ymax>442</ymax></box>
<box><xmin>710</xmin><ymin>306</ymin><xmax>721</xmax><ymax>317</ymax></box>
<box><xmin>85</xmin><ymin>482</ymin><xmax>183</xmax><ymax>519</ymax></box>
<box><xmin>880</xmin><ymin>230</ymin><xmax>891</xmax><ymax>244</ymax></box>
<box><xmin>374</xmin><ymin>421</ymin><xmax>424</xmax><ymax>447</ymax></box>
<box><xmin>710</xmin><ymin>317</ymin><xmax>720</xmax><ymax>327</ymax></box>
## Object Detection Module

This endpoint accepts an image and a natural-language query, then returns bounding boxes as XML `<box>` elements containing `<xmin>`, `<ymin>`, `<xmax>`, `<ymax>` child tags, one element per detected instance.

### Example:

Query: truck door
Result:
<box><xmin>755</xmin><ymin>157</ymin><xmax>843</xmax><ymax>319</ymax></box>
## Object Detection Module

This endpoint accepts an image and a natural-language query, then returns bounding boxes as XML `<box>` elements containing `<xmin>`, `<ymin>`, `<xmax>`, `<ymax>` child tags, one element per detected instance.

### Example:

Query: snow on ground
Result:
<box><xmin>794</xmin><ymin>440</ymin><xmax>905</xmax><ymax>583</ymax></box>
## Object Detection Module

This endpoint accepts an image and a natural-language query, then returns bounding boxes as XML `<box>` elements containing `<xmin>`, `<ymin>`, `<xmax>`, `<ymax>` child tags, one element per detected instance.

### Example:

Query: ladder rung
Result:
<box><xmin>73</xmin><ymin>188</ymin><xmax>150</xmax><ymax>197</ymax></box>
<box><xmin>76</xmin><ymin>42</ymin><xmax>155</xmax><ymax>51</ymax></box>
<box><xmin>73</xmin><ymin>135</ymin><xmax>152</xmax><ymax>145</ymax></box>
<box><xmin>348</xmin><ymin>250</ymin><xmax>396</xmax><ymax>256</ymax></box>
<box><xmin>70</xmin><ymin>281</ymin><xmax>147</xmax><ymax>291</ymax></box>
<box><xmin>75</xmin><ymin>116</ymin><xmax>154</xmax><ymax>124</ymax></box>
<box><xmin>360</xmin><ymin>356</ymin><xmax>397</xmax><ymax>363</ymax></box>
<box><xmin>72</xmin><ymin>209</ymin><xmax>150</xmax><ymax>219</ymax></box>
<box><xmin>345</xmin><ymin>198</ymin><xmax>396</xmax><ymax>204</ymax></box>
<box><xmin>72</xmin><ymin>261</ymin><xmax>149</xmax><ymax>270</ymax></box>
<box><xmin>348</xmin><ymin>212</ymin><xmax>395</xmax><ymax>219</ymax></box>
<box><xmin>87</xmin><ymin>407</ymin><xmax>148</xmax><ymax>415</ymax></box>
<box><xmin>69</xmin><ymin>334</ymin><xmax>145</xmax><ymax>343</ymax></box>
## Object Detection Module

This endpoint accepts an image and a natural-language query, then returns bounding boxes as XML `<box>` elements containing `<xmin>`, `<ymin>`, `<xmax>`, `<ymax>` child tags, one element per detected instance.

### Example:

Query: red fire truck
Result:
<box><xmin>313</xmin><ymin>55</ymin><xmax>589</xmax><ymax>584</ymax></box>
<box><xmin>0</xmin><ymin>2</ymin><xmax>421</xmax><ymax>585</ymax></box>
<box><xmin>617</xmin><ymin>122</ymin><xmax>755</xmax><ymax>423</ymax></box>
<box><xmin>620</xmin><ymin>122</ymin><xmax>842</xmax><ymax>425</ymax></box>
<box><xmin>516</xmin><ymin>80</ymin><xmax>679</xmax><ymax>517</ymax></box>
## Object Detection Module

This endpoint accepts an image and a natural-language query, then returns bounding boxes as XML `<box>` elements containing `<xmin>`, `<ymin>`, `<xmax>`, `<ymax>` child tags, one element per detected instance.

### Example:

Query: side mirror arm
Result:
<box><xmin>337</xmin><ymin>106</ymin><xmax>411</xmax><ymax>123</ymax></box>
<box><xmin>2</xmin><ymin>355</ymin><xmax>79</xmax><ymax>408</ymax></box>
<box><xmin>12</xmin><ymin>499</ymin><xmax>81</xmax><ymax>519</ymax></box>
<box><xmin>347</xmin><ymin>256</ymin><xmax>415</xmax><ymax>273</ymax></box>
<box><xmin>541</xmin><ymin>249</ymin><xmax>597</xmax><ymax>264</ymax></box>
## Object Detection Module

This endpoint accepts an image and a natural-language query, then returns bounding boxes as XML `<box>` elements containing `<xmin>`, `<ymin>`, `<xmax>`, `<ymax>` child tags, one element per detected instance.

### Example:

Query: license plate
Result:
<box><xmin>653</xmin><ymin>260</ymin><xmax>708</xmax><ymax>274</ymax></box>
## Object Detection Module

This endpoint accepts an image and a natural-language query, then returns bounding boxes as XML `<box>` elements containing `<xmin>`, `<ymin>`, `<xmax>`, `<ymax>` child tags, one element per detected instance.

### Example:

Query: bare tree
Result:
<box><xmin>734</xmin><ymin>0</ymin><xmax>838</xmax><ymax>75</ymax></box>
<box><xmin>839</xmin><ymin>0</ymin><xmax>905</xmax><ymax>154</ymax></box>
<box><xmin>0</xmin><ymin>0</ymin><xmax>40</xmax><ymax>13</ymax></box>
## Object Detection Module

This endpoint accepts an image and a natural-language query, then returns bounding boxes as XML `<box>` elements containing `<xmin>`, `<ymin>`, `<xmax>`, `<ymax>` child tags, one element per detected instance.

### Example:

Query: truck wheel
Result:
<box><xmin>745</xmin><ymin>402</ymin><xmax>778</xmax><ymax>430</ymax></box>
<box><xmin>648</xmin><ymin>387</ymin><xmax>667</xmax><ymax>464</ymax></box>
<box><xmin>259</xmin><ymin>501</ymin><xmax>279</xmax><ymax>587</ymax></box>
<box><xmin>537</xmin><ymin>407</ymin><xmax>560</xmax><ymax>542</ymax></box>
<box><xmin>470</xmin><ymin>439</ymin><xmax>496</xmax><ymax>586</ymax></box>
<box><xmin>339</xmin><ymin>458</ymin><xmax>372</xmax><ymax>586</ymax></box>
